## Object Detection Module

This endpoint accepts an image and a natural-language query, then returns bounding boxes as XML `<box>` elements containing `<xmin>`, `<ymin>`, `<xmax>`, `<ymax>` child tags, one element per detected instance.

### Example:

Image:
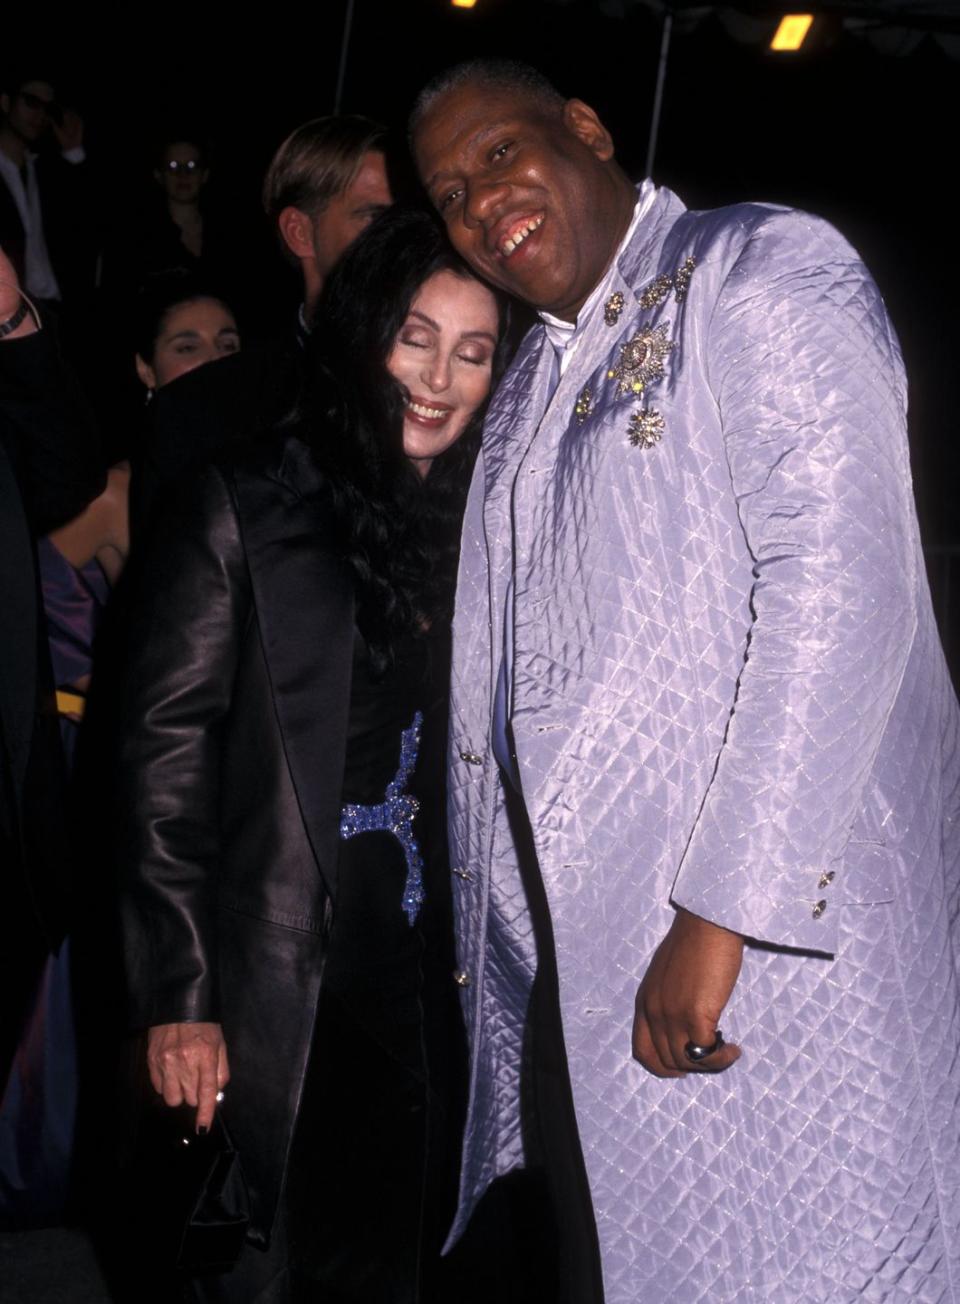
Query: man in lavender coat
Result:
<box><xmin>413</xmin><ymin>59</ymin><xmax>960</xmax><ymax>1302</ymax></box>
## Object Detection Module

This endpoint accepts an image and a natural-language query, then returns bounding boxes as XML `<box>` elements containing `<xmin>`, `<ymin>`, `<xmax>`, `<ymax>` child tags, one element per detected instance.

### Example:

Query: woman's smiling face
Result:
<box><xmin>386</xmin><ymin>268</ymin><xmax>499</xmax><ymax>478</ymax></box>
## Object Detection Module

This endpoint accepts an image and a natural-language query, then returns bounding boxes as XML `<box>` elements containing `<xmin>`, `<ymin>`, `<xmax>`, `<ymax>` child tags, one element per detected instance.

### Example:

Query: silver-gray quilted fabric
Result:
<box><xmin>445</xmin><ymin>185</ymin><xmax>960</xmax><ymax>1302</ymax></box>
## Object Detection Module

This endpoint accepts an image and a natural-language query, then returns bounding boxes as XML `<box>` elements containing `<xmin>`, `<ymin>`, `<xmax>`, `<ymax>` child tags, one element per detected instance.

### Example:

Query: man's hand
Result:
<box><xmin>146</xmin><ymin>1021</ymin><xmax>230</xmax><ymax>1132</ymax></box>
<box><xmin>53</xmin><ymin>108</ymin><xmax>84</xmax><ymax>154</ymax></box>
<box><xmin>0</xmin><ymin>247</ymin><xmax>37</xmax><ymax>339</ymax></box>
<box><xmin>633</xmin><ymin>907</ymin><xmax>744</xmax><ymax>1078</ymax></box>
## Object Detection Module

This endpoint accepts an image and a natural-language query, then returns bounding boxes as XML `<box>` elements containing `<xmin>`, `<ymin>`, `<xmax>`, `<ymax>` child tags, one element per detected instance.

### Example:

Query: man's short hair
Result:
<box><xmin>409</xmin><ymin>59</ymin><xmax>566</xmax><ymax>141</ymax></box>
<box><xmin>0</xmin><ymin>65</ymin><xmax>58</xmax><ymax>102</ymax></box>
<box><xmin>262</xmin><ymin>115</ymin><xmax>387</xmax><ymax>224</ymax></box>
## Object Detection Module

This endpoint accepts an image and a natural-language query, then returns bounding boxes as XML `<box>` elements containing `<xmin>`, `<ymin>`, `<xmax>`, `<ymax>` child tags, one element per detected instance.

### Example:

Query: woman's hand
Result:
<box><xmin>146</xmin><ymin>1021</ymin><xmax>230</xmax><ymax>1132</ymax></box>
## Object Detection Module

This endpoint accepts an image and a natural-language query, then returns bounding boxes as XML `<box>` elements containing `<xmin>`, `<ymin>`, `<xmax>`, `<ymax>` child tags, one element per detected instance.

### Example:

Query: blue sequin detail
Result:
<box><xmin>338</xmin><ymin>711</ymin><xmax>425</xmax><ymax>926</ymax></box>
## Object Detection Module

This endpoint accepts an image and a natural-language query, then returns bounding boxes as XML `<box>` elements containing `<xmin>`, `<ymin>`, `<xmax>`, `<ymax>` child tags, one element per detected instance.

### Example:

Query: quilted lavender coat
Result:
<box><xmin>446</xmin><ymin>184</ymin><xmax>960</xmax><ymax>1301</ymax></box>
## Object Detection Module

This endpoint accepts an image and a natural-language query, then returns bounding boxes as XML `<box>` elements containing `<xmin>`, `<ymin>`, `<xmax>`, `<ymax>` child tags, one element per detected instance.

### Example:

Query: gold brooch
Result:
<box><xmin>637</xmin><ymin>256</ymin><xmax>698</xmax><ymax>311</ymax></box>
<box><xmin>604</xmin><ymin>291</ymin><xmax>625</xmax><ymax>327</ymax></box>
<box><xmin>673</xmin><ymin>256</ymin><xmax>696</xmax><ymax>303</ymax></box>
<box><xmin>628</xmin><ymin>409</ymin><xmax>665</xmax><ymax>449</ymax></box>
<box><xmin>574</xmin><ymin>384</ymin><xmax>593</xmax><ymax>425</ymax></box>
<box><xmin>607</xmin><ymin>323</ymin><xmax>674</xmax><ymax>397</ymax></box>
<box><xmin>639</xmin><ymin>274</ymin><xmax>672</xmax><ymax>310</ymax></box>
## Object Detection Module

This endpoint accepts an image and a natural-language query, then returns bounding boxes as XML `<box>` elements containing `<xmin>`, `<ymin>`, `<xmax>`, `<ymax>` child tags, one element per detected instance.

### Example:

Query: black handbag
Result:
<box><xmin>128</xmin><ymin>1100</ymin><xmax>251</xmax><ymax>1274</ymax></box>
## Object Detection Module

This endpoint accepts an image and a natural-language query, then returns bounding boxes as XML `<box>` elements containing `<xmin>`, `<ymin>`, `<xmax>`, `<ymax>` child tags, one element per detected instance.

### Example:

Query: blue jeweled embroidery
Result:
<box><xmin>338</xmin><ymin>711</ymin><xmax>425</xmax><ymax>926</ymax></box>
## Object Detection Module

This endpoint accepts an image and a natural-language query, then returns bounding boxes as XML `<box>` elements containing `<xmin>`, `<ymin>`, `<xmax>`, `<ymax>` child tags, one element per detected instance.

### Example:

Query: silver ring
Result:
<box><xmin>684</xmin><ymin>1030</ymin><xmax>724</xmax><ymax>1063</ymax></box>
<box><xmin>215</xmin><ymin>1090</ymin><xmax>225</xmax><ymax>1103</ymax></box>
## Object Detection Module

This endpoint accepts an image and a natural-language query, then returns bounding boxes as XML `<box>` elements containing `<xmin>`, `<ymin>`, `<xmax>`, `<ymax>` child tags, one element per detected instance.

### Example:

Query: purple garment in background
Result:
<box><xmin>38</xmin><ymin>536</ymin><xmax>110</xmax><ymax>677</ymax></box>
<box><xmin>37</xmin><ymin>536</ymin><xmax>108</xmax><ymax>759</ymax></box>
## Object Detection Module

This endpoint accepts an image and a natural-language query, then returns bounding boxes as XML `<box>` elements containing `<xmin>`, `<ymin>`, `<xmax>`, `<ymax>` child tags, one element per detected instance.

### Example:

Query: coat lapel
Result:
<box><xmin>481</xmin><ymin>329</ymin><xmax>555</xmax><ymax>636</ymax></box>
<box><xmin>233</xmin><ymin>442</ymin><xmax>353</xmax><ymax>901</ymax></box>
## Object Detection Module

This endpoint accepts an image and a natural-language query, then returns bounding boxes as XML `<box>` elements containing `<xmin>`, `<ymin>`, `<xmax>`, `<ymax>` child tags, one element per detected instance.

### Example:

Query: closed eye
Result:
<box><xmin>398</xmin><ymin>329</ymin><xmax>433</xmax><ymax>350</ymax></box>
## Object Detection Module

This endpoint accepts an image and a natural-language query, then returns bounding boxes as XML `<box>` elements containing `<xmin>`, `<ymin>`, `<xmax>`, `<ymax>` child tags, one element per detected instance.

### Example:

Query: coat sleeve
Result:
<box><xmin>671</xmin><ymin>210</ymin><xmax>916</xmax><ymax>954</ymax></box>
<box><xmin>0</xmin><ymin>327</ymin><xmax>105</xmax><ymax>532</ymax></box>
<box><xmin>117</xmin><ymin>464</ymin><xmax>251</xmax><ymax>1029</ymax></box>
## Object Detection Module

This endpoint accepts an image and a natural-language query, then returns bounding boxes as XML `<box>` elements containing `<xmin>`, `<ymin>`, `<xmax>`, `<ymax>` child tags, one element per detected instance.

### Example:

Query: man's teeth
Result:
<box><xmin>408</xmin><ymin>401</ymin><xmax>447</xmax><ymax>419</ymax></box>
<box><xmin>502</xmin><ymin>215</ymin><xmax>544</xmax><ymax>257</ymax></box>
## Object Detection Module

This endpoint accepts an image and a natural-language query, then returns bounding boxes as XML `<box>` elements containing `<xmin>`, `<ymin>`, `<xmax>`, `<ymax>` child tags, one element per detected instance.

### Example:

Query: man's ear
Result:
<box><xmin>135</xmin><ymin>354</ymin><xmax>156</xmax><ymax>391</ymax></box>
<box><xmin>277</xmin><ymin>206</ymin><xmax>317</xmax><ymax>260</ymax></box>
<box><xmin>562</xmin><ymin>99</ymin><xmax>616</xmax><ymax>163</ymax></box>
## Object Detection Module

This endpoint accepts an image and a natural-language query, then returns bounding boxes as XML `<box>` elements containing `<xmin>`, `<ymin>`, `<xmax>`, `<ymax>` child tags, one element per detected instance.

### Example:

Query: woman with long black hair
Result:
<box><xmin>116</xmin><ymin>207</ymin><xmax>507</xmax><ymax>1303</ymax></box>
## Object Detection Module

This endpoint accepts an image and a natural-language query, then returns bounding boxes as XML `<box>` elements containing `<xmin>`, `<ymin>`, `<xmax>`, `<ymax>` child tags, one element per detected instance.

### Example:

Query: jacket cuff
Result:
<box><xmin>129</xmin><ymin>987</ymin><xmax>220</xmax><ymax>1033</ymax></box>
<box><xmin>671</xmin><ymin>863</ymin><xmax>839</xmax><ymax>955</ymax></box>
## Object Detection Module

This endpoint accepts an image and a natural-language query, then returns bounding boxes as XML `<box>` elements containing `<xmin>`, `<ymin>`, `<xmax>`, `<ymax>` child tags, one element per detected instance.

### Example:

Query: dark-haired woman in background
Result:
<box><xmin>39</xmin><ymin>274</ymin><xmax>242</xmax><ymax>576</ymax></box>
<box><xmin>41</xmin><ymin>274</ymin><xmax>243</xmax><ymax>681</ymax></box>
<box><xmin>117</xmin><ymin>207</ymin><xmax>506</xmax><ymax>1303</ymax></box>
<box><xmin>133</xmin><ymin>273</ymin><xmax>240</xmax><ymax>392</ymax></box>
<box><xmin>128</xmin><ymin>272</ymin><xmax>241</xmax><ymax>540</ymax></box>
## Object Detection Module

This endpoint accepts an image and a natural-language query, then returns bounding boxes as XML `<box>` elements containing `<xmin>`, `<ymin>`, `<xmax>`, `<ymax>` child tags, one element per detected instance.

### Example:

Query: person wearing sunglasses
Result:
<box><xmin>0</xmin><ymin>70</ymin><xmax>92</xmax><ymax>313</ymax></box>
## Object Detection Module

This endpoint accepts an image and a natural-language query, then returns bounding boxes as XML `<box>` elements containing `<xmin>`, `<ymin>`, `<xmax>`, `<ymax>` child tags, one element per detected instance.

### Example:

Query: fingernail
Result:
<box><xmin>197</xmin><ymin>1125</ymin><xmax>208</xmax><ymax>1136</ymax></box>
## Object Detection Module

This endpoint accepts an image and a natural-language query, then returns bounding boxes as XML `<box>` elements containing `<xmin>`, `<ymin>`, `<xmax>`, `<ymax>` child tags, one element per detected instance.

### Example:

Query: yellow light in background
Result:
<box><xmin>770</xmin><ymin>14</ymin><xmax>814</xmax><ymax>50</ymax></box>
<box><xmin>451</xmin><ymin>0</ymin><xmax>477</xmax><ymax>7</ymax></box>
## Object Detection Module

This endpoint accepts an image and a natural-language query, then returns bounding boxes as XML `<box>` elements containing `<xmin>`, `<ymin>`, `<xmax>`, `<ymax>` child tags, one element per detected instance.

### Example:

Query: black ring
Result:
<box><xmin>0</xmin><ymin>298</ymin><xmax>29</xmax><ymax>339</ymax></box>
<box><xmin>684</xmin><ymin>1029</ymin><xmax>724</xmax><ymax>1063</ymax></box>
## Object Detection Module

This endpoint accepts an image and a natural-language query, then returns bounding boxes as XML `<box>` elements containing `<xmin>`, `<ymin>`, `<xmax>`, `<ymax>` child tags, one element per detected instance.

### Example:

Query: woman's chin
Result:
<box><xmin>405</xmin><ymin>454</ymin><xmax>434</xmax><ymax>480</ymax></box>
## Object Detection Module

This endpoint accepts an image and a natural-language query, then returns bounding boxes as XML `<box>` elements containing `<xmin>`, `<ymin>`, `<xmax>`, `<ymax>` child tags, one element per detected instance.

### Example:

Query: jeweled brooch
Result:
<box><xmin>673</xmin><ymin>256</ymin><xmax>696</xmax><ymax>302</ymax></box>
<box><xmin>607</xmin><ymin>323</ymin><xmax>675</xmax><ymax>397</ymax></box>
<box><xmin>637</xmin><ymin>256</ymin><xmax>698</xmax><ymax>310</ymax></box>
<box><xmin>604</xmin><ymin>291</ymin><xmax>625</xmax><ymax>326</ymax></box>
<box><xmin>639</xmin><ymin>274</ymin><xmax>673</xmax><ymax>310</ymax></box>
<box><xmin>628</xmin><ymin>409</ymin><xmax>665</xmax><ymax>449</ymax></box>
<box><xmin>574</xmin><ymin>383</ymin><xmax>593</xmax><ymax>425</ymax></box>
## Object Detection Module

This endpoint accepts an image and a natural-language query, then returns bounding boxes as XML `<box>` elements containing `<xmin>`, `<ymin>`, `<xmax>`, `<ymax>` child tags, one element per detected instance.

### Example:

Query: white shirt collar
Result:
<box><xmin>539</xmin><ymin>180</ymin><xmax>656</xmax><ymax>375</ymax></box>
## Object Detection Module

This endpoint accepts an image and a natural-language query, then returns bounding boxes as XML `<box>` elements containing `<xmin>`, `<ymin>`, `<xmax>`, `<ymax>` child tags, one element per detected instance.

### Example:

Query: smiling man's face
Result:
<box><xmin>414</xmin><ymin>81</ymin><xmax>630</xmax><ymax>323</ymax></box>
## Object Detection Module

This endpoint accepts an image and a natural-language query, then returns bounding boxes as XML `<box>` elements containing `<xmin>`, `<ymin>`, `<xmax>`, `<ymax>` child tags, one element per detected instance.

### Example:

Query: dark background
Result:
<box><xmin>8</xmin><ymin>0</ymin><xmax>960</xmax><ymax>639</ymax></box>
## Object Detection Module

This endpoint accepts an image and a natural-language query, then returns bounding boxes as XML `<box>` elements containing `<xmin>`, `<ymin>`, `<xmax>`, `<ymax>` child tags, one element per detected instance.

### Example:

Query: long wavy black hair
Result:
<box><xmin>298</xmin><ymin>206</ymin><xmax>510</xmax><ymax>673</ymax></box>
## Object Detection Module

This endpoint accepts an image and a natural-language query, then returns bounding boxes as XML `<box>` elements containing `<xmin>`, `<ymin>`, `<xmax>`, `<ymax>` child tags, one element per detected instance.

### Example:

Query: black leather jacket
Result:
<box><xmin>117</xmin><ymin>434</ymin><xmax>354</xmax><ymax>1244</ymax></box>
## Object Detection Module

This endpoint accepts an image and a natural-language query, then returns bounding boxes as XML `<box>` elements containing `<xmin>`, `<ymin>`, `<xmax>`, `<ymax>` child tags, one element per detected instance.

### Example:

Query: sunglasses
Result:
<box><xmin>18</xmin><ymin>90</ymin><xmax>59</xmax><ymax>117</ymax></box>
<box><xmin>162</xmin><ymin>160</ymin><xmax>203</xmax><ymax>175</ymax></box>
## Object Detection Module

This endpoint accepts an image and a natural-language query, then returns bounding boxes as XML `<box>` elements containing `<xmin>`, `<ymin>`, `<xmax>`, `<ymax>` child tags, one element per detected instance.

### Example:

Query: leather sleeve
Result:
<box><xmin>117</xmin><ymin>464</ymin><xmax>251</xmax><ymax>1029</ymax></box>
<box><xmin>132</xmin><ymin>340</ymin><xmax>300</xmax><ymax>546</ymax></box>
<box><xmin>672</xmin><ymin>211</ymin><xmax>916</xmax><ymax>953</ymax></box>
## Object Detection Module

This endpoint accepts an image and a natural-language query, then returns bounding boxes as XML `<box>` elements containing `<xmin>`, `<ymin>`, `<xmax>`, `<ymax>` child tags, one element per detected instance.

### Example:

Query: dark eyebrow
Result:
<box><xmin>166</xmin><ymin>330</ymin><xmax>201</xmax><ymax>344</ymax></box>
<box><xmin>351</xmin><ymin>202</ymin><xmax>390</xmax><ymax>218</ymax></box>
<box><xmin>425</xmin><ymin>122</ymin><xmax>516</xmax><ymax>190</ymax></box>
<box><xmin>406</xmin><ymin>311</ymin><xmax>496</xmax><ymax>347</ymax></box>
<box><xmin>408</xmin><ymin>309</ymin><xmax>440</xmax><ymax>331</ymax></box>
